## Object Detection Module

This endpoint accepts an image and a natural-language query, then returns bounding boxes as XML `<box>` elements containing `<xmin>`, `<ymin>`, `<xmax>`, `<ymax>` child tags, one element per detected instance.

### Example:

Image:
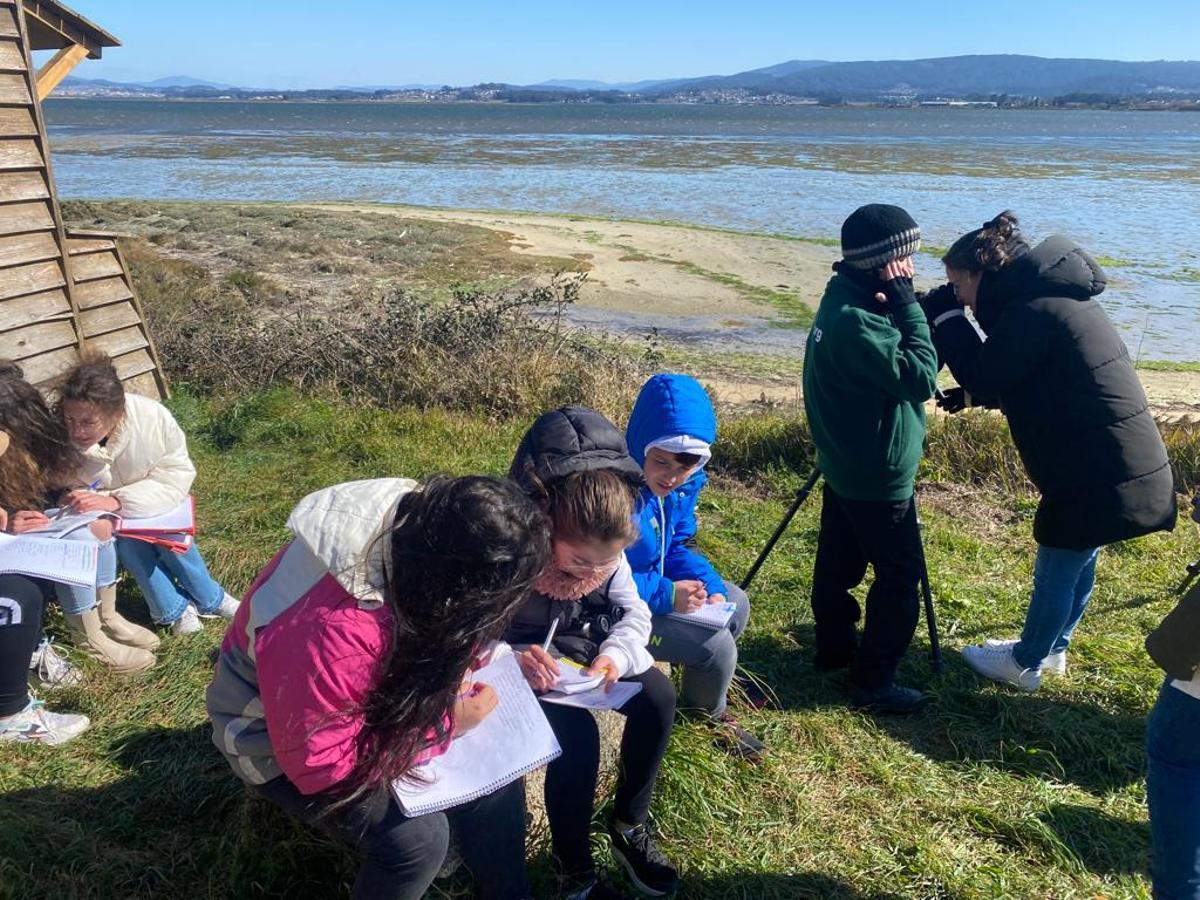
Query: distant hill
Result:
<box><xmin>642</xmin><ymin>55</ymin><xmax>1200</xmax><ymax>98</ymax></box>
<box><xmin>531</xmin><ymin>77</ymin><xmax>676</xmax><ymax>92</ymax></box>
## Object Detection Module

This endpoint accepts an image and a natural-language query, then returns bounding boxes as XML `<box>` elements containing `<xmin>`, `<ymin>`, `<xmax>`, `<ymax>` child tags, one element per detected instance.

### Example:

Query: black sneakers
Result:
<box><xmin>562</xmin><ymin>873</ymin><xmax>632</xmax><ymax>900</ymax></box>
<box><xmin>608</xmin><ymin>821</ymin><xmax>679</xmax><ymax>896</ymax></box>
<box><xmin>848</xmin><ymin>682</ymin><xmax>929</xmax><ymax>715</ymax></box>
<box><xmin>711</xmin><ymin>711</ymin><xmax>766</xmax><ymax>764</ymax></box>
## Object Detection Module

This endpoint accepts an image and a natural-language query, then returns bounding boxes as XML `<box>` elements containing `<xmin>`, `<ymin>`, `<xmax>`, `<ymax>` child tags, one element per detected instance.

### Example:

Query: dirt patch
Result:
<box><xmin>917</xmin><ymin>482</ymin><xmax>1021</xmax><ymax>536</ymax></box>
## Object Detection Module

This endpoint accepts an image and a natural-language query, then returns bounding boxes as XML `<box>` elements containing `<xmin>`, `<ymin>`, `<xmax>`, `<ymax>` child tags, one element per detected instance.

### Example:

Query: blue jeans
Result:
<box><xmin>1147</xmin><ymin>680</ymin><xmax>1200</xmax><ymax>900</ymax></box>
<box><xmin>116</xmin><ymin>538</ymin><xmax>224</xmax><ymax>624</ymax></box>
<box><xmin>648</xmin><ymin>582</ymin><xmax>750</xmax><ymax>717</ymax></box>
<box><xmin>1012</xmin><ymin>544</ymin><xmax>1100</xmax><ymax>670</ymax></box>
<box><xmin>55</xmin><ymin>533</ymin><xmax>118</xmax><ymax>616</ymax></box>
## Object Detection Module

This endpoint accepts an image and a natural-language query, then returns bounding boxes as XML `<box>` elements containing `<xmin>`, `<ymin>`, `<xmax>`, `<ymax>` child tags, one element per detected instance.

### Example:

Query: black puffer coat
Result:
<box><xmin>932</xmin><ymin>236</ymin><xmax>1177</xmax><ymax>550</ymax></box>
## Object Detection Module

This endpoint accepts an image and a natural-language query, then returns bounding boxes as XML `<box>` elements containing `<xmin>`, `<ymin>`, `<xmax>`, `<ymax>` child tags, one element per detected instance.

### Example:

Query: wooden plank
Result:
<box><xmin>73</xmin><ymin>275</ymin><xmax>133</xmax><ymax>309</ymax></box>
<box><xmin>66</xmin><ymin>236</ymin><xmax>116</xmax><ymax>255</ymax></box>
<box><xmin>0</xmin><ymin>258</ymin><xmax>62</xmax><ymax>300</ymax></box>
<box><xmin>0</xmin><ymin>7</ymin><xmax>17</xmax><ymax>39</ymax></box>
<box><xmin>88</xmin><ymin>325</ymin><xmax>148</xmax><ymax>359</ymax></box>
<box><xmin>0</xmin><ymin>230</ymin><xmax>56</xmax><ymax>267</ymax></box>
<box><xmin>0</xmin><ymin>286</ymin><xmax>68</xmax><ymax>330</ymax></box>
<box><xmin>35</xmin><ymin>42</ymin><xmax>86</xmax><ymax>100</ymax></box>
<box><xmin>0</xmin><ymin>199</ymin><xmax>53</xmax><ymax>234</ymax></box>
<box><xmin>0</xmin><ymin>38</ymin><xmax>26</xmax><ymax>72</ymax></box>
<box><xmin>0</xmin><ymin>139</ymin><xmax>44</xmax><ymax>170</ymax></box>
<box><xmin>0</xmin><ymin>72</ymin><xmax>30</xmax><ymax>104</ymax></box>
<box><xmin>110</xmin><ymin>348</ymin><xmax>155</xmax><ymax>380</ymax></box>
<box><xmin>122</xmin><ymin>369</ymin><xmax>162</xmax><ymax>399</ymax></box>
<box><xmin>78</xmin><ymin>300</ymin><xmax>140</xmax><ymax>337</ymax></box>
<box><xmin>0</xmin><ymin>170</ymin><xmax>49</xmax><ymax>202</ymax></box>
<box><xmin>69</xmin><ymin>249</ymin><xmax>123</xmax><ymax>282</ymax></box>
<box><xmin>23</xmin><ymin>345</ymin><xmax>78</xmax><ymax>386</ymax></box>
<box><xmin>0</xmin><ymin>107</ymin><xmax>36</xmax><ymax>137</ymax></box>
<box><xmin>0</xmin><ymin>318</ymin><xmax>75</xmax><ymax>360</ymax></box>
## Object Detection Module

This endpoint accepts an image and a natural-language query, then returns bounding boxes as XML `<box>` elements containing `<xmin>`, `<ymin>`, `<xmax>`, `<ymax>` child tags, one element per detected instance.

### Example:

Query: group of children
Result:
<box><xmin>3</xmin><ymin>202</ymin><xmax>1197</xmax><ymax>899</ymax></box>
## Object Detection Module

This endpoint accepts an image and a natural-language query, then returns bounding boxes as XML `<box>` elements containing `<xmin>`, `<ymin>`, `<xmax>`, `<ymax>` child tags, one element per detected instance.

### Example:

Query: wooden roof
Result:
<box><xmin>22</xmin><ymin>0</ymin><xmax>118</xmax><ymax>59</ymax></box>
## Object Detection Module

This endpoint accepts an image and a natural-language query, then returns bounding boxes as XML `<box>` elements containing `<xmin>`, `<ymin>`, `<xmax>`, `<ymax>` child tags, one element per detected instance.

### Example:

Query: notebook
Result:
<box><xmin>392</xmin><ymin>650</ymin><xmax>561</xmax><ymax>816</ymax></box>
<box><xmin>37</xmin><ymin>508</ymin><xmax>108</xmax><ymax>538</ymax></box>
<box><xmin>116</xmin><ymin>496</ymin><xmax>196</xmax><ymax>535</ymax></box>
<box><xmin>551</xmin><ymin>658</ymin><xmax>606</xmax><ymax>695</ymax></box>
<box><xmin>541</xmin><ymin>680</ymin><xmax>642</xmax><ymax>711</ymax></box>
<box><xmin>666</xmin><ymin>599</ymin><xmax>737</xmax><ymax>631</ymax></box>
<box><xmin>0</xmin><ymin>533</ymin><xmax>99</xmax><ymax>587</ymax></box>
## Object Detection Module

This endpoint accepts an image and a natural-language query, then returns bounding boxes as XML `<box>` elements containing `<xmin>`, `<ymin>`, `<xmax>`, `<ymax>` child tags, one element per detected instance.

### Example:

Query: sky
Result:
<box><xmin>55</xmin><ymin>0</ymin><xmax>1200</xmax><ymax>89</ymax></box>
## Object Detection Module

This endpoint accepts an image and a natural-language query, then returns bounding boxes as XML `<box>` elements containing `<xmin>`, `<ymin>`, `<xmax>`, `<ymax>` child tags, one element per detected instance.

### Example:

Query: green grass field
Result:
<box><xmin>1</xmin><ymin>388</ymin><xmax>1192</xmax><ymax>899</ymax></box>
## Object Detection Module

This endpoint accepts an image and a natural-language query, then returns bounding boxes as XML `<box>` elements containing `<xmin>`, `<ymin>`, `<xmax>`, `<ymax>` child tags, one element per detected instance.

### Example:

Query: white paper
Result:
<box><xmin>551</xmin><ymin>659</ymin><xmax>606</xmax><ymax>695</ymax></box>
<box><xmin>36</xmin><ymin>508</ymin><xmax>108</xmax><ymax>538</ymax></box>
<box><xmin>0</xmin><ymin>533</ymin><xmax>99</xmax><ymax>587</ymax></box>
<box><xmin>665</xmin><ymin>599</ymin><xmax>737</xmax><ymax>631</ymax></box>
<box><xmin>392</xmin><ymin>650</ymin><xmax>561</xmax><ymax>816</ymax></box>
<box><xmin>541</xmin><ymin>680</ymin><xmax>643</xmax><ymax>711</ymax></box>
<box><xmin>117</xmin><ymin>496</ymin><xmax>195</xmax><ymax>534</ymax></box>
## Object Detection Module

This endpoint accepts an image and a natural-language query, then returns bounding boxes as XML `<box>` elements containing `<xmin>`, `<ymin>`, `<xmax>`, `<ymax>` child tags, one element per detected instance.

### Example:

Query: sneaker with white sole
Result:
<box><xmin>170</xmin><ymin>604</ymin><xmax>204</xmax><ymax>636</ymax></box>
<box><xmin>0</xmin><ymin>699</ymin><xmax>90</xmax><ymax>745</ymax></box>
<box><xmin>984</xmin><ymin>638</ymin><xmax>1067</xmax><ymax>676</ymax></box>
<box><xmin>961</xmin><ymin>643</ymin><xmax>1042</xmax><ymax>692</ymax></box>
<box><xmin>196</xmin><ymin>592</ymin><xmax>240</xmax><ymax>620</ymax></box>
<box><xmin>28</xmin><ymin>638</ymin><xmax>84</xmax><ymax>689</ymax></box>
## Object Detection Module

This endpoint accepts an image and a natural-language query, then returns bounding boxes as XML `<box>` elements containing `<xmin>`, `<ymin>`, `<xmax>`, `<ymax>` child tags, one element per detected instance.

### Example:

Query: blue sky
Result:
<box><xmin>59</xmin><ymin>1</ymin><xmax>1200</xmax><ymax>89</ymax></box>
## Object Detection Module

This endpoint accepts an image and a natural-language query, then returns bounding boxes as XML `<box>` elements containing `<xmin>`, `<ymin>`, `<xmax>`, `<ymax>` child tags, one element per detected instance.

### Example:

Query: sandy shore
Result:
<box><xmin>308</xmin><ymin>202</ymin><xmax>839</xmax><ymax>321</ymax></box>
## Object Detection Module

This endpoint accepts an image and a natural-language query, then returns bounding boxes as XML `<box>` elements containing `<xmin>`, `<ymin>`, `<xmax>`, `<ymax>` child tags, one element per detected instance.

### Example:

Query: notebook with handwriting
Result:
<box><xmin>666</xmin><ymin>599</ymin><xmax>737</xmax><ymax>631</ymax></box>
<box><xmin>392</xmin><ymin>650</ymin><xmax>561</xmax><ymax>816</ymax></box>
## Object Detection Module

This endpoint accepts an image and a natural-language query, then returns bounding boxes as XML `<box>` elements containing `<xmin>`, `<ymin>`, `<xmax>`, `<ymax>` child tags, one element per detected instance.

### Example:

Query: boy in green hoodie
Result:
<box><xmin>802</xmin><ymin>203</ymin><xmax>938</xmax><ymax>714</ymax></box>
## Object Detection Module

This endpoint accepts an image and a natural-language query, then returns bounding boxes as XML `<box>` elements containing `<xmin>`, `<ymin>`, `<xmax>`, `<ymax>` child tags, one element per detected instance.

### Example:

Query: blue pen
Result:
<box><xmin>86</xmin><ymin>479</ymin><xmax>102</xmax><ymax>491</ymax></box>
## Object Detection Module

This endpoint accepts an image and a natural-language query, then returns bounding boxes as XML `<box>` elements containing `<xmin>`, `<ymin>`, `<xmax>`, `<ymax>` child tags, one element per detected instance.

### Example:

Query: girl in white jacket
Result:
<box><xmin>57</xmin><ymin>354</ymin><xmax>238</xmax><ymax>635</ymax></box>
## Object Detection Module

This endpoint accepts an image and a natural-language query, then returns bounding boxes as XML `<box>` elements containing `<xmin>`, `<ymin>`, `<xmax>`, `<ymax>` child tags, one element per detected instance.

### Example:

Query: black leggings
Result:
<box><xmin>540</xmin><ymin>665</ymin><xmax>677</xmax><ymax>877</ymax></box>
<box><xmin>0</xmin><ymin>574</ymin><xmax>43</xmax><ymax>717</ymax></box>
<box><xmin>255</xmin><ymin>774</ymin><xmax>530</xmax><ymax>900</ymax></box>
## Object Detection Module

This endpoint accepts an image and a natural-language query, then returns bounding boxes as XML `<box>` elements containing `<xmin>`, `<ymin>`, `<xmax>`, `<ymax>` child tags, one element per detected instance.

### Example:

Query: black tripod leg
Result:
<box><xmin>740</xmin><ymin>469</ymin><xmax>821</xmax><ymax>590</ymax></box>
<box><xmin>916</xmin><ymin>514</ymin><xmax>944</xmax><ymax>675</ymax></box>
<box><xmin>1176</xmin><ymin>560</ymin><xmax>1200</xmax><ymax>596</ymax></box>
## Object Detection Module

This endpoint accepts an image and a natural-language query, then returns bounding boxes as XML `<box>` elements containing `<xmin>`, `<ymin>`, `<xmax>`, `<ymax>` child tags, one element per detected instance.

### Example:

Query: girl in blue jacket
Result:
<box><xmin>625</xmin><ymin>374</ymin><xmax>764</xmax><ymax>761</ymax></box>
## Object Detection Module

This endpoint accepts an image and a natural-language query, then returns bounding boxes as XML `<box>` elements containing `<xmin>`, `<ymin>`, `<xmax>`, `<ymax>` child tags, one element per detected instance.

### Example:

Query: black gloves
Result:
<box><xmin>920</xmin><ymin>283</ymin><xmax>960</xmax><ymax>326</ymax></box>
<box><xmin>882</xmin><ymin>276</ymin><xmax>917</xmax><ymax>307</ymax></box>
<box><xmin>936</xmin><ymin>387</ymin><xmax>969</xmax><ymax>414</ymax></box>
<box><xmin>1192</xmin><ymin>495</ymin><xmax>1200</xmax><ymax>524</ymax></box>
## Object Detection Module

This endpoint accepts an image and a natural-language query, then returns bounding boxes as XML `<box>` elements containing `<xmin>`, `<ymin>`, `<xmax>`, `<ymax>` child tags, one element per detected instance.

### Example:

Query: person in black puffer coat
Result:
<box><xmin>923</xmin><ymin>211</ymin><xmax>1176</xmax><ymax>692</ymax></box>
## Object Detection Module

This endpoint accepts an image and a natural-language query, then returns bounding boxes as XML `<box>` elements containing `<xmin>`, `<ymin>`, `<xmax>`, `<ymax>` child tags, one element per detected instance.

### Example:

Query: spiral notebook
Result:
<box><xmin>0</xmin><ymin>533</ymin><xmax>98</xmax><ymax>588</ymax></box>
<box><xmin>666</xmin><ymin>599</ymin><xmax>737</xmax><ymax>631</ymax></box>
<box><xmin>392</xmin><ymin>651</ymin><xmax>561</xmax><ymax>816</ymax></box>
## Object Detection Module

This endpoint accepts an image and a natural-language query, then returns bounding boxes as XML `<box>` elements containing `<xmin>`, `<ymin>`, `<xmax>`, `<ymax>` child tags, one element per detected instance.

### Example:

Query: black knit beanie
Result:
<box><xmin>840</xmin><ymin>204</ymin><xmax>921</xmax><ymax>270</ymax></box>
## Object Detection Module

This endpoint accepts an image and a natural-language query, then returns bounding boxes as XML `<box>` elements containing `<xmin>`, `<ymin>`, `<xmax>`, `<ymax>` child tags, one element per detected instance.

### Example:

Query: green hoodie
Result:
<box><xmin>802</xmin><ymin>273</ymin><xmax>938</xmax><ymax>502</ymax></box>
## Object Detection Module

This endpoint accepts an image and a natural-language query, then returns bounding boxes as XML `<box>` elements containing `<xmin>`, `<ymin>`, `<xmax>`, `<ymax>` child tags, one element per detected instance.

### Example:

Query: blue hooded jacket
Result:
<box><xmin>624</xmin><ymin>374</ymin><xmax>726</xmax><ymax>614</ymax></box>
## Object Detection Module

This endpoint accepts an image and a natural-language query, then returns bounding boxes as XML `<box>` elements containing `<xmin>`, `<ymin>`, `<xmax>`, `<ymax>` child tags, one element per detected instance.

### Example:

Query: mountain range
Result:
<box><xmin>55</xmin><ymin>55</ymin><xmax>1200</xmax><ymax>101</ymax></box>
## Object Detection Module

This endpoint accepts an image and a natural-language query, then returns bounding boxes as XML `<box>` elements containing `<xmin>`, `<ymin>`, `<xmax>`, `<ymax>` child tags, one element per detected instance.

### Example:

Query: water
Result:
<box><xmin>44</xmin><ymin>99</ymin><xmax>1200</xmax><ymax>360</ymax></box>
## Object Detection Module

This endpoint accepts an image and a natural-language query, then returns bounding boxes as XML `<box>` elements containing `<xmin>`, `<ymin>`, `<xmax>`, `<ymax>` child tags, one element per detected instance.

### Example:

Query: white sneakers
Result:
<box><xmin>29</xmin><ymin>638</ymin><xmax>84</xmax><ymax>689</ymax></box>
<box><xmin>984</xmin><ymin>638</ymin><xmax>1067</xmax><ymax>676</ymax></box>
<box><xmin>0</xmin><ymin>699</ymin><xmax>90</xmax><ymax>746</ymax></box>
<box><xmin>170</xmin><ymin>592</ymin><xmax>240</xmax><ymax>636</ymax></box>
<box><xmin>960</xmin><ymin>643</ymin><xmax>1043</xmax><ymax>692</ymax></box>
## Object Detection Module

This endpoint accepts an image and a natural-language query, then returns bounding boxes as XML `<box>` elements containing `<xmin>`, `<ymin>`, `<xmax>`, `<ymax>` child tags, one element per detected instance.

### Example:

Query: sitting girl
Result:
<box><xmin>206</xmin><ymin>475</ymin><xmax>551</xmax><ymax>900</ymax></box>
<box><xmin>57</xmin><ymin>352</ymin><xmax>238</xmax><ymax>635</ymax></box>
<box><xmin>0</xmin><ymin>362</ymin><xmax>154</xmax><ymax>672</ymax></box>
<box><xmin>506</xmin><ymin>406</ymin><xmax>679</xmax><ymax>900</ymax></box>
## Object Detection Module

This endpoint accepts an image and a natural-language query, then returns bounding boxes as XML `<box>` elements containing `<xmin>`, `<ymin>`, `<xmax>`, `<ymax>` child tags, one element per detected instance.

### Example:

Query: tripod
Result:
<box><xmin>740</xmin><ymin>470</ymin><xmax>943</xmax><ymax>673</ymax></box>
<box><xmin>1177</xmin><ymin>559</ymin><xmax>1200</xmax><ymax>596</ymax></box>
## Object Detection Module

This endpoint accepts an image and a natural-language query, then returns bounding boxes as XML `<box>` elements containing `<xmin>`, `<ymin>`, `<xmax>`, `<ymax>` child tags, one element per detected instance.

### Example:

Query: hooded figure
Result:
<box><xmin>928</xmin><ymin>217</ymin><xmax>1177</xmax><ymax>692</ymax></box>
<box><xmin>624</xmin><ymin>373</ymin><xmax>764</xmax><ymax>763</ymax></box>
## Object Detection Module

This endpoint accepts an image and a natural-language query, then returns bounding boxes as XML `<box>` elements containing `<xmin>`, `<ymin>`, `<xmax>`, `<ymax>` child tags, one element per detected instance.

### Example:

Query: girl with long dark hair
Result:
<box><xmin>206</xmin><ymin>474</ymin><xmax>551</xmax><ymax>900</ymax></box>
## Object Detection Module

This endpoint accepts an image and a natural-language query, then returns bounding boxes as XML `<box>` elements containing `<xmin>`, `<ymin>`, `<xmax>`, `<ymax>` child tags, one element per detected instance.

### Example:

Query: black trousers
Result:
<box><xmin>255</xmin><ymin>774</ymin><xmax>530</xmax><ymax>900</ymax></box>
<box><xmin>810</xmin><ymin>484</ymin><xmax>923</xmax><ymax>690</ymax></box>
<box><xmin>539</xmin><ymin>666</ymin><xmax>676</xmax><ymax>877</ymax></box>
<box><xmin>0</xmin><ymin>574</ymin><xmax>43</xmax><ymax>717</ymax></box>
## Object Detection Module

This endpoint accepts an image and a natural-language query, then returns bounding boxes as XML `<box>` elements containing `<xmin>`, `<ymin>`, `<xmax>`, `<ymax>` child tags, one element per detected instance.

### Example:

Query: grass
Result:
<box><xmin>2</xmin><ymin>386</ymin><xmax>1196</xmax><ymax>899</ymax></box>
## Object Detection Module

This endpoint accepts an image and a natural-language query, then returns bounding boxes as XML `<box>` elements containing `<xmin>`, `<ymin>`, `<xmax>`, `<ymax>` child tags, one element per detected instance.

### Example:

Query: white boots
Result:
<box><xmin>65</xmin><ymin>587</ymin><xmax>156</xmax><ymax>674</ymax></box>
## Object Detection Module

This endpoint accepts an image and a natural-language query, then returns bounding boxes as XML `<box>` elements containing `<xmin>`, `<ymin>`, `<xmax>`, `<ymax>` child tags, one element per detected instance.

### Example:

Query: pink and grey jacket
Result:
<box><xmin>206</xmin><ymin>478</ymin><xmax>452</xmax><ymax>794</ymax></box>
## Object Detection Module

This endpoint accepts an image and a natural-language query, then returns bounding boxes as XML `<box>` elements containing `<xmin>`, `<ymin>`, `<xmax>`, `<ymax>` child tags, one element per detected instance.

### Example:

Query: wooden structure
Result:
<box><xmin>0</xmin><ymin>0</ymin><xmax>167</xmax><ymax>397</ymax></box>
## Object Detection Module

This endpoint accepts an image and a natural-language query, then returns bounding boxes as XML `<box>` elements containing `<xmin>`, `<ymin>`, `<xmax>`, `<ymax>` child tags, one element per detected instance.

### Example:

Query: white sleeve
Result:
<box><xmin>110</xmin><ymin>405</ymin><xmax>197</xmax><ymax>518</ymax></box>
<box><xmin>597</xmin><ymin>555</ymin><xmax>655</xmax><ymax>677</ymax></box>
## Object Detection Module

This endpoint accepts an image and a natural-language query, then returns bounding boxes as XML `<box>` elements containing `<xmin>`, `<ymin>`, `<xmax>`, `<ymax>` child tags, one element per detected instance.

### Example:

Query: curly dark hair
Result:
<box><xmin>942</xmin><ymin>210</ymin><xmax>1026</xmax><ymax>273</ymax></box>
<box><xmin>0</xmin><ymin>360</ymin><xmax>83</xmax><ymax>510</ymax></box>
<box><xmin>346</xmin><ymin>474</ymin><xmax>551</xmax><ymax>799</ymax></box>
<box><xmin>58</xmin><ymin>350</ymin><xmax>127</xmax><ymax>417</ymax></box>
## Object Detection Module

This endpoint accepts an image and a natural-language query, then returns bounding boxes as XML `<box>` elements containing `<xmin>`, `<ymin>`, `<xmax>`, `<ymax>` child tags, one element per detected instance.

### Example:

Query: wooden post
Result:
<box><xmin>34</xmin><ymin>41</ymin><xmax>85</xmax><ymax>100</ymax></box>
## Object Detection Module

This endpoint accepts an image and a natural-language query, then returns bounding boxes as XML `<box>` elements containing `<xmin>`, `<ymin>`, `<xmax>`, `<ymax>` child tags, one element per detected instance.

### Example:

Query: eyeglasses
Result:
<box><xmin>558</xmin><ymin>554</ymin><xmax>622</xmax><ymax>576</ymax></box>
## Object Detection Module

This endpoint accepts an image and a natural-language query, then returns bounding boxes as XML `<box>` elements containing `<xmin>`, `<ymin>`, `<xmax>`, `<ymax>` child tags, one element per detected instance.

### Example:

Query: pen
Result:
<box><xmin>87</xmin><ymin>479</ymin><xmax>102</xmax><ymax>491</ymax></box>
<box><xmin>541</xmin><ymin>618</ymin><xmax>559</xmax><ymax>652</ymax></box>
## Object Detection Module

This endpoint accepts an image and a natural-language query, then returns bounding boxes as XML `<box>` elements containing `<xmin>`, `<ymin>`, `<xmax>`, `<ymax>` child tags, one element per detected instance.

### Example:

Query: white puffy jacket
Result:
<box><xmin>78</xmin><ymin>393</ymin><xmax>196</xmax><ymax>518</ymax></box>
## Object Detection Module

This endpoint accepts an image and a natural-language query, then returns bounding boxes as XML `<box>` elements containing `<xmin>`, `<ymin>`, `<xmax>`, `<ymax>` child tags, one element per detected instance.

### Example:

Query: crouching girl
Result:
<box><xmin>206</xmin><ymin>475</ymin><xmax>551</xmax><ymax>900</ymax></box>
